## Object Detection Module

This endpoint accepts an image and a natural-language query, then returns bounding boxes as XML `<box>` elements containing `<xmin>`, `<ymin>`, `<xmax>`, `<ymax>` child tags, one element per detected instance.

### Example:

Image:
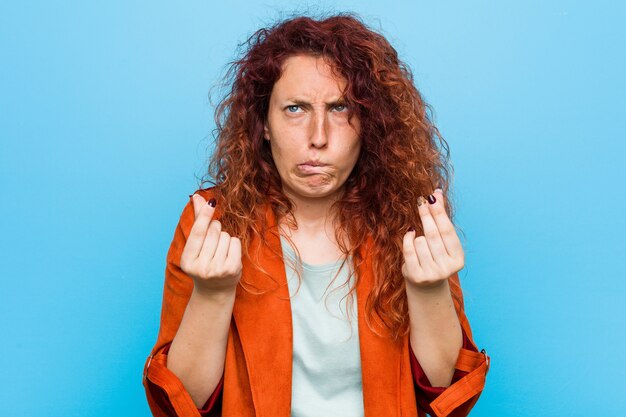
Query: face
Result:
<box><xmin>263</xmin><ymin>54</ymin><xmax>361</xmax><ymax>202</ymax></box>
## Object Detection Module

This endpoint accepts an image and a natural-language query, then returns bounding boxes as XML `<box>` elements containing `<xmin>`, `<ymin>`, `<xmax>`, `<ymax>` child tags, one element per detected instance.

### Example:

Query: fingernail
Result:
<box><xmin>208</xmin><ymin>198</ymin><xmax>216</xmax><ymax>207</ymax></box>
<box><xmin>427</xmin><ymin>194</ymin><xmax>436</xmax><ymax>204</ymax></box>
<box><xmin>417</xmin><ymin>196</ymin><xmax>427</xmax><ymax>206</ymax></box>
<box><xmin>407</xmin><ymin>226</ymin><xmax>415</xmax><ymax>232</ymax></box>
<box><xmin>434</xmin><ymin>187</ymin><xmax>442</xmax><ymax>194</ymax></box>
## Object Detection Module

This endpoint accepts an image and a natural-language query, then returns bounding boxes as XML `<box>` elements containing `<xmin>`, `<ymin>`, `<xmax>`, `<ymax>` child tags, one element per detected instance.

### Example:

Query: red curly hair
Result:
<box><xmin>199</xmin><ymin>11</ymin><xmax>463</xmax><ymax>340</ymax></box>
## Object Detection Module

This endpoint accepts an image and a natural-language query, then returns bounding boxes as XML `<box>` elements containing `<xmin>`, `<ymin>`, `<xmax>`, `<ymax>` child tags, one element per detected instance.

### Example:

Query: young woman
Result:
<box><xmin>143</xmin><ymin>13</ymin><xmax>490</xmax><ymax>417</ymax></box>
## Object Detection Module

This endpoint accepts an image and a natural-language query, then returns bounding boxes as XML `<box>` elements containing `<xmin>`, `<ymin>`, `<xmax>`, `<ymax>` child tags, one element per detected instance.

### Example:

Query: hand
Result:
<box><xmin>179</xmin><ymin>194</ymin><xmax>242</xmax><ymax>296</ymax></box>
<box><xmin>401</xmin><ymin>188</ymin><xmax>465</xmax><ymax>290</ymax></box>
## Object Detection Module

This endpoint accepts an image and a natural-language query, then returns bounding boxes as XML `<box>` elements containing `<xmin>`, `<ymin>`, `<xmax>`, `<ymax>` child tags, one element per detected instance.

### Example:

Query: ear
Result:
<box><xmin>263</xmin><ymin>123</ymin><xmax>270</xmax><ymax>141</ymax></box>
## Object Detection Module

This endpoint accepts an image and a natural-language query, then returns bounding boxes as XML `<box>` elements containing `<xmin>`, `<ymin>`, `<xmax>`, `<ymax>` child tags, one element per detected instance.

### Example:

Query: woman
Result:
<box><xmin>143</xmin><ymin>13</ymin><xmax>490</xmax><ymax>417</ymax></box>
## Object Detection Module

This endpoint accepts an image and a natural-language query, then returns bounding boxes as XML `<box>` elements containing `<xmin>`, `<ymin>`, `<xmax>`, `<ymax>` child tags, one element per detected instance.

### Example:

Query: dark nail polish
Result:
<box><xmin>407</xmin><ymin>226</ymin><xmax>415</xmax><ymax>232</ymax></box>
<box><xmin>208</xmin><ymin>198</ymin><xmax>216</xmax><ymax>207</ymax></box>
<box><xmin>427</xmin><ymin>194</ymin><xmax>436</xmax><ymax>204</ymax></box>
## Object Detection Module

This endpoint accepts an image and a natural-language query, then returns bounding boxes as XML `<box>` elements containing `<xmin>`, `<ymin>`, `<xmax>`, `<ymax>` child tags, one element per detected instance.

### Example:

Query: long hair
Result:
<box><xmin>199</xmin><ymin>11</ymin><xmax>463</xmax><ymax>340</ymax></box>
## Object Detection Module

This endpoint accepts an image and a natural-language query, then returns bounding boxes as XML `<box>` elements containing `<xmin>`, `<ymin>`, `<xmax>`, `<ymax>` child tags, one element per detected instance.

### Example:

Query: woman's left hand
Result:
<box><xmin>401</xmin><ymin>188</ymin><xmax>465</xmax><ymax>290</ymax></box>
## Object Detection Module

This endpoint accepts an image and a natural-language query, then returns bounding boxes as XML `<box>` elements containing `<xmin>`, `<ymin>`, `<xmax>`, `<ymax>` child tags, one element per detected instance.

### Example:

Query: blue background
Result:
<box><xmin>1</xmin><ymin>1</ymin><xmax>624</xmax><ymax>416</ymax></box>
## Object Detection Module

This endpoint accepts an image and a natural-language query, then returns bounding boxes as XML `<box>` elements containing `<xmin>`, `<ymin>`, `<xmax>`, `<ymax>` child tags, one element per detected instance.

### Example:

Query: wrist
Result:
<box><xmin>405</xmin><ymin>277</ymin><xmax>450</xmax><ymax>296</ymax></box>
<box><xmin>191</xmin><ymin>285</ymin><xmax>237</xmax><ymax>304</ymax></box>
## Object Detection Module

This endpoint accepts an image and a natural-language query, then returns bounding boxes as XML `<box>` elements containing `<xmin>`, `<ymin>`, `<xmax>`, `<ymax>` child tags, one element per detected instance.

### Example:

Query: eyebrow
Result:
<box><xmin>284</xmin><ymin>98</ymin><xmax>347</xmax><ymax>107</ymax></box>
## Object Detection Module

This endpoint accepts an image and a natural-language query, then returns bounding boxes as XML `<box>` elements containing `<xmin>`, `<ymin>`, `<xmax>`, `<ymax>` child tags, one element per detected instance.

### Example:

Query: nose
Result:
<box><xmin>309</xmin><ymin>111</ymin><xmax>329</xmax><ymax>149</ymax></box>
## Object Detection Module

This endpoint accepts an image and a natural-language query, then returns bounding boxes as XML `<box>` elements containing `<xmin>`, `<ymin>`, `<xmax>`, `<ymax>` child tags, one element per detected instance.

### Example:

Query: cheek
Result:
<box><xmin>334</xmin><ymin>143</ymin><xmax>361</xmax><ymax>174</ymax></box>
<box><xmin>269</xmin><ymin>139</ymin><xmax>296</xmax><ymax>172</ymax></box>
<box><xmin>348</xmin><ymin>142</ymin><xmax>362</xmax><ymax>171</ymax></box>
<box><xmin>345</xmin><ymin>139</ymin><xmax>361</xmax><ymax>161</ymax></box>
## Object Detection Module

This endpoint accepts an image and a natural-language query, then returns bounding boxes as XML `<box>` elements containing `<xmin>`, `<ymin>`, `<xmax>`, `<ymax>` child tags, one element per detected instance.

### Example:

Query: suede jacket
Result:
<box><xmin>142</xmin><ymin>188</ymin><xmax>490</xmax><ymax>417</ymax></box>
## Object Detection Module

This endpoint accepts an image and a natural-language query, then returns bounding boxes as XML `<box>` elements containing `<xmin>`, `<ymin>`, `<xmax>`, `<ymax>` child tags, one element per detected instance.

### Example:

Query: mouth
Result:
<box><xmin>297</xmin><ymin>161</ymin><xmax>328</xmax><ymax>175</ymax></box>
<box><xmin>300</xmin><ymin>160</ymin><xmax>327</xmax><ymax>167</ymax></box>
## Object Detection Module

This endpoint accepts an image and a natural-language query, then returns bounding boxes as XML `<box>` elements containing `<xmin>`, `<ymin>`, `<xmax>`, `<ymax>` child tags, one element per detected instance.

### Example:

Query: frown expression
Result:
<box><xmin>264</xmin><ymin>54</ymin><xmax>362</xmax><ymax>201</ymax></box>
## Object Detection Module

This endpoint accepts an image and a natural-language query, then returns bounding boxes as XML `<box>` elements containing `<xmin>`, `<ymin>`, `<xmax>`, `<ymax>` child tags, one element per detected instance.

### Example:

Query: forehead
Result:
<box><xmin>271</xmin><ymin>54</ymin><xmax>347</xmax><ymax>99</ymax></box>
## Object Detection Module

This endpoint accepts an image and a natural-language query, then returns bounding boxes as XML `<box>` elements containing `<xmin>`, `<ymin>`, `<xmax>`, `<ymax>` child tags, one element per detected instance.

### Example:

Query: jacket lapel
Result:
<box><xmin>356</xmin><ymin>237</ymin><xmax>404</xmax><ymax>416</ymax></box>
<box><xmin>232</xmin><ymin>204</ymin><xmax>293</xmax><ymax>417</ymax></box>
<box><xmin>232</xmin><ymin>204</ymin><xmax>404</xmax><ymax>417</ymax></box>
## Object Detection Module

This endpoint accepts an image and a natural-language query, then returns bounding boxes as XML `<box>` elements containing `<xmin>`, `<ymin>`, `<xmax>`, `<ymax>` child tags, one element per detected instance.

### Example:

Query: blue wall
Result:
<box><xmin>1</xmin><ymin>1</ymin><xmax>624</xmax><ymax>416</ymax></box>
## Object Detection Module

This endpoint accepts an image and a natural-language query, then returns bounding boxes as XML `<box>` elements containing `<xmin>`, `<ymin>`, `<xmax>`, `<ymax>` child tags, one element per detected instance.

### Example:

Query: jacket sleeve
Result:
<box><xmin>142</xmin><ymin>191</ymin><xmax>225</xmax><ymax>417</ymax></box>
<box><xmin>409</xmin><ymin>272</ymin><xmax>491</xmax><ymax>417</ymax></box>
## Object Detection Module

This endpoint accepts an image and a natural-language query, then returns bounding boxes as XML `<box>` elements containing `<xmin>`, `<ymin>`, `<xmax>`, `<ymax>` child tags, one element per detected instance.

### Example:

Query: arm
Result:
<box><xmin>409</xmin><ymin>323</ymin><xmax>484</xmax><ymax>416</ymax></box>
<box><xmin>162</xmin><ymin>342</ymin><xmax>225</xmax><ymax>416</ymax></box>
<box><xmin>402</xmin><ymin>190</ymin><xmax>490</xmax><ymax>416</ymax></box>
<box><xmin>407</xmin><ymin>279</ymin><xmax>462</xmax><ymax>387</ymax></box>
<box><xmin>143</xmin><ymin>191</ymin><xmax>239</xmax><ymax>416</ymax></box>
<box><xmin>167</xmin><ymin>288</ymin><xmax>234</xmax><ymax>408</ymax></box>
<box><xmin>407</xmin><ymin>272</ymin><xmax>490</xmax><ymax>417</ymax></box>
<box><xmin>144</xmin><ymin>342</ymin><xmax>225</xmax><ymax>417</ymax></box>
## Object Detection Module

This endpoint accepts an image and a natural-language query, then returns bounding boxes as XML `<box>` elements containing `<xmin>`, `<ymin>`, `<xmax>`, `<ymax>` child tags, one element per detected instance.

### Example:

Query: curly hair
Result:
<box><xmin>199</xmin><ymin>11</ymin><xmax>463</xmax><ymax>340</ymax></box>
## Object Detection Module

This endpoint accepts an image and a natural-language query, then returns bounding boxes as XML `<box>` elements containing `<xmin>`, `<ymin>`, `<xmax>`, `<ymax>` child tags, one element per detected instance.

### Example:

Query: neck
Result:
<box><xmin>279</xmin><ymin>187</ymin><xmax>343</xmax><ymax>238</ymax></box>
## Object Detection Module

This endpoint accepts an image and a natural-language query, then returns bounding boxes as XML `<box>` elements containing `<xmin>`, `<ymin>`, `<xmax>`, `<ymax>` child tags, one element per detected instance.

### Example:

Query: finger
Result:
<box><xmin>211</xmin><ymin>231</ymin><xmax>231</xmax><ymax>270</ymax></box>
<box><xmin>224</xmin><ymin>236</ymin><xmax>242</xmax><ymax>273</ymax></box>
<box><xmin>191</xmin><ymin>193</ymin><xmax>204</xmax><ymax>219</ymax></box>
<box><xmin>402</xmin><ymin>230</ymin><xmax>422</xmax><ymax>272</ymax></box>
<box><xmin>413</xmin><ymin>235</ymin><xmax>436</xmax><ymax>273</ymax></box>
<box><xmin>417</xmin><ymin>195</ymin><xmax>448</xmax><ymax>264</ymax></box>
<box><xmin>184</xmin><ymin>195</ymin><xmax>217</xmax><ymax>260</ymax></box>
<box><xmin>198</xmin><ymin>219</ymin><xmax>222</xmax><ymax>264</ymax></box>
<box><xmin>429</xmin><ymin>188</ymin><xmax>463</xmax><ymax>258</ymax></box>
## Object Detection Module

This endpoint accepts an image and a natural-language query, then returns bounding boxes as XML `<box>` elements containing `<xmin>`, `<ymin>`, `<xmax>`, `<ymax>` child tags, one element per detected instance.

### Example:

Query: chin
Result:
<box><xmin>288</xmin><ymin>179</ymin><xmax>343</xmax><ymax>199</ymax></box>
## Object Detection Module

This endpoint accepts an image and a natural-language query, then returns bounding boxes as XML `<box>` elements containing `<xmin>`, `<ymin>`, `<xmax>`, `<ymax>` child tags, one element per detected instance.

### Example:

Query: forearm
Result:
<box><xmin>167</xmin><ymin>287</ymin><xmax>235</xmax><ymax>408</ymax></box>
<box><xmin>406</xmin><ymin>279</ymin><xmax>462</xmax><ymax>387</ymax></box>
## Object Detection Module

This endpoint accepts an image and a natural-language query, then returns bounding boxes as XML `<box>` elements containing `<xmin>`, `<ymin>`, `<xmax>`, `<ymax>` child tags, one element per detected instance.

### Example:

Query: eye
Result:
<box><xmin>333</xmin><ymin>104</ymin><xmax>347</xmax><ymax>112</ymax></box>
<box><xmin>286</xmin><ymin>105</ymin><xmax>301</xmax><ymax>113</ymax></box>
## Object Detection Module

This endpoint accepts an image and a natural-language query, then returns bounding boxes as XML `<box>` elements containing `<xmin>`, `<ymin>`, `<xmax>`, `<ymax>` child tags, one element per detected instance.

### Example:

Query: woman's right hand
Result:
<box><xmin>180</xmin><ymin>194</ymin><xmax>242</xmax><ymax>296</ymax></box>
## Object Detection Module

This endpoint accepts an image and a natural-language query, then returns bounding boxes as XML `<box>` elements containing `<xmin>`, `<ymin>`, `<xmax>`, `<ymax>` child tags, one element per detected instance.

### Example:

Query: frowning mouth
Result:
<box><xmin>300</xmin><ymin>160</ymin><xmax>327</xmax><ymax>167</ymax></box>
<box><xmin>297</xmin><ymin>162</ymin><xmax>328</xmax><ymax>174</ymax></box>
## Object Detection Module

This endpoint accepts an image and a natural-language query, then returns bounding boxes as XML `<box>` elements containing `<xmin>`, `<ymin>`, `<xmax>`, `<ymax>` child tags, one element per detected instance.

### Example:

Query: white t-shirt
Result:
<box><xmin>280</xmin><ymin>235</ymin><xmax>365</xmax><ymax>417</ymax></box>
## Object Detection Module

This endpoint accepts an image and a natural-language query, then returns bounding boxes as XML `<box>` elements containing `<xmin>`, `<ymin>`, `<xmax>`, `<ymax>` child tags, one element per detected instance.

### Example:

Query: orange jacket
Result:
<box><xmin>143</xmin><ymin>188</ymin><xmax>490</xmax><ymax>417</ymax></box>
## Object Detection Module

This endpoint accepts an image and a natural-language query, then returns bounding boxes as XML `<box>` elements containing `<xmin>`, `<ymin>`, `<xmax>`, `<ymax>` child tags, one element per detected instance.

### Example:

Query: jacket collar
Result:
<box><xmin>232</xmin><ymin>203</ymin><xmax>404</xmax><ymax>416</ymax></box>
